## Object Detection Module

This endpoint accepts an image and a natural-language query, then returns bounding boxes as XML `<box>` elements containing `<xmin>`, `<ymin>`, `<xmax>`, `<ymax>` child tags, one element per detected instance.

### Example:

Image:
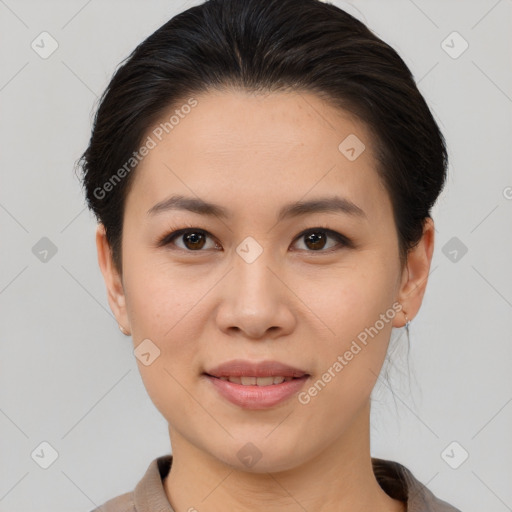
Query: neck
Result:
<box><xmin>164</xmin><ymin>401</ymin><xmax>405</xmax><ymax>512</ymax></box>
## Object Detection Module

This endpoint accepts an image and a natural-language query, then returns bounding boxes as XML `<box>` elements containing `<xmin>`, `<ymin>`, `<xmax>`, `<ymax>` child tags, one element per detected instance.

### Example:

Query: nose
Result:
<box><xmin>215</xmin><ymin>246</ymin><xmax>296</xmax><ymax>340</ymax></box>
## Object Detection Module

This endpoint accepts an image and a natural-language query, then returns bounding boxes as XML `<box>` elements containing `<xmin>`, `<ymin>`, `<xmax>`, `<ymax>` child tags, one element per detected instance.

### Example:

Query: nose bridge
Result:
<box><xmin>215</xmin><ymin>236</ymin><xmax>293</xmax><ymax>338</ymax></box>
<box><xmin>232</xmin><ymin>238</ymin><xmax>278</xmax><ymax>308</ymax></box>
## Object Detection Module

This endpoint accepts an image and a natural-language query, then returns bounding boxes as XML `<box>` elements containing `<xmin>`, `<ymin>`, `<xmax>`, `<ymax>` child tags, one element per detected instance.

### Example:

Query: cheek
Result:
<box><xmin>123</xmin><ymin>264</ymin><xmax>204</xmax><ymax>416</ymax></box>
<box><xmin>310</xmin><ymin>259</ymin><xmax>397</xmax><ymax>341</ymax></box>
<box><xmin>121</xmin><ymin>255</ymin><xmax>204</xmax><ymax>386</ymax></box>
<box><xmin>122</xmin><ymin>247</ymin><xmax>196</xmax><ymax>336</ymax></box>
<box><xmin>125</xmin><ymin>278</ymin><xmax>202</xmax><ymax>364</ymax></box>
<box><xmin>300</xmin><ymin>255</ymin><xmax>399</xmax><ymax>392</ymax></box>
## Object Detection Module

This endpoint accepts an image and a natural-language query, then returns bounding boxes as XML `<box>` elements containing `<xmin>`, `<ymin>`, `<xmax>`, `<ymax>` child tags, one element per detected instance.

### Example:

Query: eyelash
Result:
<box><xmin>156</xmin><ymin>224</ymin><xmax>354</xmax><ymax>254</ymax></box>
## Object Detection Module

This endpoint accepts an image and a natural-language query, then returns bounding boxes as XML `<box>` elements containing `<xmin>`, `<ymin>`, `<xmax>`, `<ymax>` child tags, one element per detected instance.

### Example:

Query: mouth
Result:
<box><xmin>202</xmin><ymin>359</ymin><xmax>311</xmax><ymax>409</ymax></box>
<box><xmin>204</xmin><ymin>375</ymin><xmax>305</xmax><ymax>386</ymax></box>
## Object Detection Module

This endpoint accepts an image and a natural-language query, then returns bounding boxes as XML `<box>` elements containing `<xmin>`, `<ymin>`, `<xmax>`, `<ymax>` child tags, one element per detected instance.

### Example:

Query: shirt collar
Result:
<box><xmin>132</xmin><ymin>454</ymin><xmax>460</xmax><ymax>512</ymax></box>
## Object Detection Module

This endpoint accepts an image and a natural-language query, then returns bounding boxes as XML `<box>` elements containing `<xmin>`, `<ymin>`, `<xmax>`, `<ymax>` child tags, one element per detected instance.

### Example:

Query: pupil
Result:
<box><xmin>185</xmin><ymin>232</ymin><xmax>205</xmax><ymax>249</ymax></box>
<box><xmin>305</xmin><ymin>232</ymin><xmax>325</xmax><ymax>250</ymax></box>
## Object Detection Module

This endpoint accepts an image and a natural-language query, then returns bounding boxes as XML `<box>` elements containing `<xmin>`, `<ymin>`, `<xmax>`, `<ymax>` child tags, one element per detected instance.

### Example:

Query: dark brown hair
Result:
<box><xmin>77</xmin><ymin>0</ymin><xmax>448</xmax><ymax>274</ymax></box>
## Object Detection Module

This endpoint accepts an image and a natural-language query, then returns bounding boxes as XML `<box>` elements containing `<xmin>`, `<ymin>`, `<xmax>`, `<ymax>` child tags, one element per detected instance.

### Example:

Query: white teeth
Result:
<box><xmin>219</xmin><ymin>376</ymin><xmax>294</xmax><ymax>386</ymax></box>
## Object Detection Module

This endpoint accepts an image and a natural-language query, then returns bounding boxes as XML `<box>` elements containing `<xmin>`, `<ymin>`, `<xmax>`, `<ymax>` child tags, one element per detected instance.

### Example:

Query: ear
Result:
<box><xmin>96</xmin><ymin>224</ymin><xmax>131</xmax><ymax>334</ymax></box>
<box><xmin>393</xmin><ymin>217</ymin><xmax>435</xmax><ymax>327</ymax></box>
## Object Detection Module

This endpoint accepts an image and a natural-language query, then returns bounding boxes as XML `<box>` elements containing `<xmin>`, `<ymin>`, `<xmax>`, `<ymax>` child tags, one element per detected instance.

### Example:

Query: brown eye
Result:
<box><xmin>159</xmin><ymin>229</ymin><xmax>219</xmax><ymax>251</ymax></box>
<box><xmin>158</xmin><ymin>227</ymin><xmax>351</xmax><ymax>253</ymax></box>
<box><xmin>304</xmin><ymin>231</ymin><xmax>327</xmax><ymax>250</ymax></box>
<box><xmin>292</xmin><ymin>228</ymin><xmax>351</xmax><ymax>252</ymax></box>
<box><xmin>181</xmin><ymin>231</ymin><xmax>207</xmax><ymax>250</ymax></box>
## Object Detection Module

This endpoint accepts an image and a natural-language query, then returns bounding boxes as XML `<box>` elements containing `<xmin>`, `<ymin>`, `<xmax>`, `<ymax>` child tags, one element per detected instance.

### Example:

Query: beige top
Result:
<box><xmin>91</xmin><ymin>455</ymin><xmax>462</xmax><ymax>512</ymax></box>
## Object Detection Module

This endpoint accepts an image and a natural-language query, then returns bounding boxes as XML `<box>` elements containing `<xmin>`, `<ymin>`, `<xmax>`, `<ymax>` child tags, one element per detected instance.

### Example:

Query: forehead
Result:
<box><xmin>127</xmin><ymin>89</ymin><xmax>391</xmax><ymax>224</ymax></box>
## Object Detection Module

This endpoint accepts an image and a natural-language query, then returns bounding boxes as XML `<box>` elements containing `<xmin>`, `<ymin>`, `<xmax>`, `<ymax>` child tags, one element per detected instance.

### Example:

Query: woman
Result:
<box><xmin>79</xmin><ymin>0</ymin><xmax>462</xmax><ymax>510</ymax></box>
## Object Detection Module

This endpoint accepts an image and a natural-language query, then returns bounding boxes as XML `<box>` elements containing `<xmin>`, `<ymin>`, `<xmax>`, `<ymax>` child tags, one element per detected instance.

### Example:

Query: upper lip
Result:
<box><xmin>204</xmin><ymin>359</ymin><xmax>309</xmax><ymax>378</ymax></box>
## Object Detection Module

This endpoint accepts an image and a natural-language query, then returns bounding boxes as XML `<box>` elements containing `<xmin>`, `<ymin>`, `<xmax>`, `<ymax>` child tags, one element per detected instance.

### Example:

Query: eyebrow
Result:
<box><xmin>147</xmin><ymin>194</ymin><xmax>367</xmax><ymax>222</ymax></box>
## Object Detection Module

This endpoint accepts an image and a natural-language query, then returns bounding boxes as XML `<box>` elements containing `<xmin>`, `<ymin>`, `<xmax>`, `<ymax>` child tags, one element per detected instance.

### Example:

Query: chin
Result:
<box><xmin>207</xmin><ymin>436</ymin><xmax>309</xmax><ymax>474</ymax></box>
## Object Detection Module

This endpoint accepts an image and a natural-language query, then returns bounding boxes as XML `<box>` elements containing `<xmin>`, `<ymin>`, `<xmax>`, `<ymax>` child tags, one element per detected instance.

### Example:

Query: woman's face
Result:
<box><xmin>98</xmin><ymin>90</ymin><xmax>431</xmax><ymax>472</ymax></box>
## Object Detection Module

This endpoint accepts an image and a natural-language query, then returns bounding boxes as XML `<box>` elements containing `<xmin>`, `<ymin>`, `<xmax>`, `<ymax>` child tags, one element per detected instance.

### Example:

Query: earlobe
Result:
<box><xmin>95</xmin><ymin>224</ymin><xmax>131</xmax><ymax>333</ymax></box>
<box><xmin>394</xmin><ymin>217</ymin><xmax>435</xmax><ymax>328</ymax></box>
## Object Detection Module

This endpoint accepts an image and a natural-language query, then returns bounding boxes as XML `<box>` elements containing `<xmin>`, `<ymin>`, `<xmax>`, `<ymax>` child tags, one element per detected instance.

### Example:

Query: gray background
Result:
<box><xmin>0</xmin><ymin>0</ymin><xmax>511</xmax><ymax>510</ymax></box>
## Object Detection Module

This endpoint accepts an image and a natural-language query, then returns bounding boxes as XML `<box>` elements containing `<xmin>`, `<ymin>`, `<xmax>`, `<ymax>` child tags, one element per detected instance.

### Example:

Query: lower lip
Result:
<box><xmin>204</xmin><ymin>375</ymin><xmax>309</xmax><ymax>410</ymax></box>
